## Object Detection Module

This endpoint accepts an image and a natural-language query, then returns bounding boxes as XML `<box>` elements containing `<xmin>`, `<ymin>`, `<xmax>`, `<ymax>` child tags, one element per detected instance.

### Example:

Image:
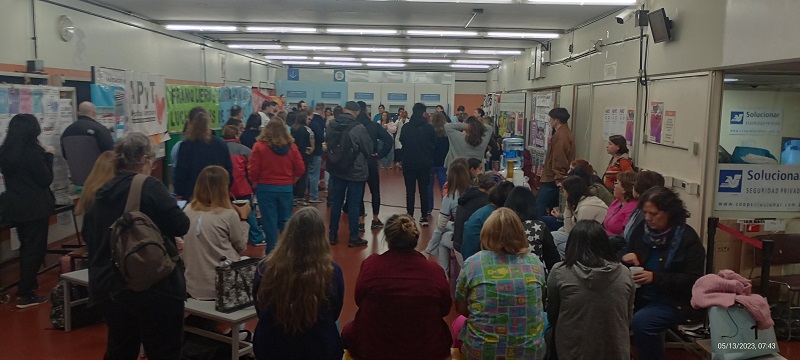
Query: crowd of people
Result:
<box><xmin>0</xmin><ymin>98</ymin><xmax>705</xmax><ymax>360</ymax></box>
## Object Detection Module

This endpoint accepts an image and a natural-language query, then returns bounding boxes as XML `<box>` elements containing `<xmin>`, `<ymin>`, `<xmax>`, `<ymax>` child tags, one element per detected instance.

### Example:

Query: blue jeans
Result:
<box><xmin>427</xmin><ymin>166</ymin><xmax>447</xmax><ymax>215</ymax></box>
<box><xmin>256</xmin><ymin>184</ymin><xmax>294</xmax><ymax>254</ymax></box>
<box><xmin>235</xmin><ymin>195</ymin><xmax>265</xmax><ymax>245</ymax></box>
<box><xmin>540</xmin><ymin>215</ymin><xmax>564</xmax><ymax>233</ymax></box>
<box><xmin>632</xmin><ymin>301</ymin><xmax>681</xmax><ymax>360</ymax></box>
<box><xmin>307</xmin><ymin>155</ymin><xmax>322</xmax><ymax>201</ymax></box>
<box><xmin>329</xmin><ymin>175</ymin><xmax>365</xmax><ymax>240</ymax></box>
<box><xmin>536</xmin><ymin>182</ymin><xmax>560</xmax><ymax>219</ymax></box>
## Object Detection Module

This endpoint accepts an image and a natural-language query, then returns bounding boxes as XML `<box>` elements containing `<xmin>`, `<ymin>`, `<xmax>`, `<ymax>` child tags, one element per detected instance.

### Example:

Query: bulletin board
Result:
<box><xmin>586</xmin><ymin>80</ymin><xmax>638</xmax><ymax>172</ymax></box>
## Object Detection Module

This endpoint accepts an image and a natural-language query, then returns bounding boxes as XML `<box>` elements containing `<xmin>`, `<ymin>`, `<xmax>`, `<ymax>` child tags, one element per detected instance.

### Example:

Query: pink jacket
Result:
<box><xmin>691</xmin><ymin>270</ymin><xmax>774</xmax><ymax>330</ymax></box>
<box><xmin>603</xmin><ymin>199</ymin><xmax>638</xmax><ymax>236</ymax></box>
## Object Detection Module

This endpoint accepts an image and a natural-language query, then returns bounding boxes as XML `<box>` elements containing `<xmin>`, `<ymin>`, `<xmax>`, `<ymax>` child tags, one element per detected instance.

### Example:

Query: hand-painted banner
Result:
<box><xmin>94</xmin><ymin>67</ymin><xmax>167</xmax><ymax>136</ymax></box>
<box><xmin>219</xmin><ymin>87</ymin><xmax>252</xmax><ymax>126</ymax></box>
<box><xmin>90</xmin><ymin>84</ymin><xmax>125</xmax><ymax>132</ymax></box>
<box><xmin>251</xmin><ymin>88</ymin><xmax>285</xmax><ymax>115</ymax></box>
<box><xmin>166</xmin><ymin>85</ymin><xmax>220</xmax><ymax>132</ymax></box>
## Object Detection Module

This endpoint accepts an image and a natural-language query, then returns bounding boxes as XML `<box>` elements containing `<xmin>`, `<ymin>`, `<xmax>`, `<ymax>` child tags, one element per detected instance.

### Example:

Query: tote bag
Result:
<box><xmin>709</xmin><ymin>304</ymin><xmax>779</xmax><ymax>360</ymax></box>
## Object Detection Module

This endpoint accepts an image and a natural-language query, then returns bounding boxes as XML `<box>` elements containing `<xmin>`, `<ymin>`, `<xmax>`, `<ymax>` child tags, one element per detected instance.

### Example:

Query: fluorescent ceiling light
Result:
<box><xmin>283</xmin><ymin>61</ymin><xmax>321</xmax><ymax>65</ymax></box>
<box><xmin>325</xmin><ymin>62</ymin><xmax>363</xmax><ymax>66</ymax></box>
<box><xmin>327</xmin><ymin>28</ymin><xmax>399</xmax><ymax>35</ymax></box>
<box><xmin>527</xmin><ymin>0</ymin><xmax>636</xmax><ymax>4</ymax></box>
<box><xmin>467</xmin><ymin>49</ymin><xmax>522</xmax><ymax>55</ymax></box>
<box><xmin>456</xmin><ymin>59</ymin><xmax>501</xmax><ymax>64</ymax></box>
<box><xmin>265</xmin><ymin>56</ymin><xmax>308</xmax><ymax>60</ymax></box>
<box><xmin>349</xmin><ymin>47</ymin><xmax>403</xmax><ymax>53</ymax></box>
<box><xmin>406</xmin><ymin>30</ymin><xmax>479</xmax><ymax>37</ymax></box>
<box><xmin>724</xmin><ymin>78</ymin><xmax>740</xmax><ymax>82</ymax></box>
<box><xmin>245</xmin><ymin>26</ymin><xmax>318</xmax><ymax>33</ymax></box>
<box><xmin>486</xmin><ymin>31</ymin><xmax>560</xmax><ymax>39</ymax></box>
<box><xmin>228</xmin><ymin>44</ymin><xmax>283</xmax><ymax>50</ymax></box>
<box><xmin>313</xmin><ymin>56</ymin><xmax>357</xmax><ymax>61</ymax></box>
<box><xmin>407</xmin><ymin>48</ymin><xmax>462</xmax><ymax>54</ymax></box>
<box><xmin>360</xmin><ymin>58</ymin><xmax>405</xmax><ymax>62</ymax></box>
<box><xmin>451</xmin><ymin>64</ymin><xmax>491</xmax><ymax>69</ymax></box>
<box><xmin>287</xmin><ymin>45</ymin><xmax>342</xmax><ymax>51</ymax></box>
<box><xmin>367</xmin><ymin>63</ymin><xmax>407</xmax><ymax>67</ymax></box>
<box><xmin>165</xmin><ymin>25</ymin><xmax>237</xmax><ymax>32</ymax></box>
<box><xmin>404</xmin><ymin>0</ymin><xmax>513</xmax><ymax>3</ymax></box>
<box><xmin>408</xmin><ymin>59</ymin><xmax>452</xmax><ymax>63</ymax></box>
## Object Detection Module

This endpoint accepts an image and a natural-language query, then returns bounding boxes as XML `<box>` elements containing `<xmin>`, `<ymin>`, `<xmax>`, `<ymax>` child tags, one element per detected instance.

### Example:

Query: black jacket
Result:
<box><xmin>523</xmin><ymin>219</ymin><xmax>560</xmax><ymax>271</ymax></box>
<box><xmin>0</xmin><ymin>148</ymin><xmax>54</xmax><ymax>223</ymax></box>
<box><xmin>310</xmin><ymin>114</ymin><xmax>326</xmax><ymax>156</ymax></box>
<box><xmin>83</xmin><ymin>172</ymin><xmax>190</xmax><ymax>306</ymax></box>
<box><xmin>60</xmin><ymin>116</ymin><xmax>114</xmax><ymax>160</ymax></box>
<box><xmin>326</xmin><ymin>114</ymin><xmax>373</xmax><ymax>182</ymax></box>
<box><xmin>174</xmin><ymin>136</ymin><xmax>233</xmax><ymax>199</ymax></box>
<box><xmin>399</xmin><ymin>115</ymin><xmax>437</xmax><ymax>170</ymax></box>
<box><xmin>625</xmin><ymin>223</ymin><xmax>705</xmax><ymax>317</ymax></box>
<box><xmin>357</xmin><ymin>113</ymin><xmax>393</xmax><ymax>159</ymax></box>
<box><xmin>240</xmin><ymin>129</ymin><xmax>260</xmax><ymax>149</ymax></box>
<box><xmin>433</xmin><ymin>134</ymin><xmax>450</xmax><ymax>167</ymax></box>
<box><xmin>453</xmin><ymin>187</ymin><xmax>490</xmax><ymax>252</ymax></box>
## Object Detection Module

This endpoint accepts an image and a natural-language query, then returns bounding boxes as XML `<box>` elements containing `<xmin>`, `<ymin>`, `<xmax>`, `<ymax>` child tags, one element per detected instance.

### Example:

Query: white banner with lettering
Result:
<box><xmin>715</xmin><ymin>164</ymin><xmax>800</xmax><ymax>211</ymax></box>
<box><xmin>728</xmin><ymin>108</ymin><xmax>782</xmax><ymax>135</ymax></box>
<box><xmin>94</xmin><ymin>67</ymin><xmax>167</xmax><ymax>136</ymax></box>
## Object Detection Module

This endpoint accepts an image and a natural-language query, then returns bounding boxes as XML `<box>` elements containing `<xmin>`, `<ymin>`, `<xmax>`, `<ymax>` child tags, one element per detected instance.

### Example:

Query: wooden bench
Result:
<box><xmin>344</xmin><ymin>348</ymin><xmax>462</xmax><ymax>360</ymax></box>
<box><xmin>184</xmin><ymin>298</ymin><xmax>257</xmax><ymax>360</ymax></box>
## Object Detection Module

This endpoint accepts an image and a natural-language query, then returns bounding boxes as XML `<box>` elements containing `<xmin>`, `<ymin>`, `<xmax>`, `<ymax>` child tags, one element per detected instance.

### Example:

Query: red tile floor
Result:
<box><xmin>0</xmin><ymin>168</ymin><xmax>797</xmax><ymax>359</ymax></box>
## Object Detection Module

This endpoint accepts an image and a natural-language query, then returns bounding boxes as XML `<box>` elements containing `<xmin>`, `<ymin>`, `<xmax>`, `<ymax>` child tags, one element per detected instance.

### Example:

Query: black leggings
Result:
<box><xmin>294</xmin><ymin>156</ymin><xmax>310</xmax><ymax>199</ymax></box>
<box><xmin>403</xmin><ymin>167</ymin><xmax>431</xmax><ymax>217</ymax></box>
<box><xmin>359</xmin><ymin>156</ymin><xmax>381</xmax><ymax>217</ymax></box>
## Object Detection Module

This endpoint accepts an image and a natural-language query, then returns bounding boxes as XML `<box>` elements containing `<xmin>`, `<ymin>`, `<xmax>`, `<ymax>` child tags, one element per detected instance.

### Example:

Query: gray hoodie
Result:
<box><xmin>443</xmin><ymin>122</ymin><xmax>494</xmax><ymax>169</ymax></box>
<box><xmin>547</xmin><ymin>261</ymin><xmax>635</xmax><ymax>360</ymax></box>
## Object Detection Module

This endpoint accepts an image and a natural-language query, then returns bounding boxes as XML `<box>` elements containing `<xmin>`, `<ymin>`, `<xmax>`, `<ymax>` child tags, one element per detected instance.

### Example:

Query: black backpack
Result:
<box><xmin>326</xmin><ymin>121</ymin><xmax>360</xmax><ymax>174</ymax></box>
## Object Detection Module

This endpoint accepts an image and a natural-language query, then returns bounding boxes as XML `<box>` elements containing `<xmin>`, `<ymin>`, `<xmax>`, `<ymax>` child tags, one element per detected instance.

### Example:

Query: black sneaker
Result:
<box><xmin>16</xmin><ymin>294</ymin><xmax>47</xmax><ymax>309</ymax></box>
<box><xmin>420</xmin><ymin>217</ymin><xmax>429</xmax><ymax>227</ymax></box>
<box><xmin>371</xmin><ymin>219</ymin><xmax>384</xmax><ymax>229</ymax></box>
<box><xmin>329</xmin><ymin>234</ymin><xmax>338</xmax><ymax>245</ymax></box>
<box><xmin>348</xmin><ymin>237</ymin><xmax>368</xmax><ymax>247</ymax></box>
<box><xmin>358</xmin><ymin>223</ymin><xmax>365</xmax><ymax>233</ymax></box>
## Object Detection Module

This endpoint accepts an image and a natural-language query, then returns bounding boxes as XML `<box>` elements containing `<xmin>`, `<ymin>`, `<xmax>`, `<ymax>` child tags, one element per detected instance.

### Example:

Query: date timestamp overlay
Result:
<box><xmin>717</xmin><ymin>342</ymin><xmax>777</xmax><ymax>350</ymax></box>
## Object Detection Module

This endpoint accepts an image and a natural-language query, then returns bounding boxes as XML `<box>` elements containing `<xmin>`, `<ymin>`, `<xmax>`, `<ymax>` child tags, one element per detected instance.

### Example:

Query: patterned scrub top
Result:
<box><xmin>456</xmin><ymin>250</ymin><xmax>546</xmax><ymax>360</ymax></box>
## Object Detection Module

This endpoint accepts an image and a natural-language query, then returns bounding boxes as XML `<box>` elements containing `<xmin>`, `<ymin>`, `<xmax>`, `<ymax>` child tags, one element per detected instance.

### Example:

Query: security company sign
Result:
<box><xmin>729</xmin><ymin>108</ymin><xmax>782</xmax><ymax>135</ymax></box>
<box><xmin>715</xmin><ymin>164</ymin><xmax>800</xmax><ymax>211</ymax></box>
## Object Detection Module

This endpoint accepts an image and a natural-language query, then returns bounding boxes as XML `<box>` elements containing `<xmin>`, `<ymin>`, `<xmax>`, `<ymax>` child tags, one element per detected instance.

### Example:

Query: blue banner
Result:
<box><xmin>286</xmin><ymin>91</ymin><xmax>307</xmax><ymax>98</ymax></box>
<box><xmin>354</xmin><ymin>92</ymin><xmax>374</xmax><ymax>101</ymax></box>
<box><xmin>387</xmin><ymin>93</ymin><xmax>408</xmax><ymax>101</ymax></box>
<box><xmin>219</xmin><ymin>86</ymin><xmax>253</xmax><ymax>126</ymax></box>
<box><xmin>321</xmin><ymin>92</ymin><xmax>341</xmax><ymax>99</ymax></box>
<box><xmin>90</xmin><ymin>84</ymin><xmax>126</xmax><ymax>137</ymax></box>
<box><xmin>420</xmin><ymin>94</ymin><xmax>441</xmax><ymax>102</ymax></box>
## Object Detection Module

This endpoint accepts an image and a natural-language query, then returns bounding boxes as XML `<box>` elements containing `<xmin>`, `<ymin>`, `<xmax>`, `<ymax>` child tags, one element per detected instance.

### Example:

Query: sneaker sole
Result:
<box><xmin>16</xmin><ymin>300</ymin><xmax>48</xmax><ymax>309</ymax></box>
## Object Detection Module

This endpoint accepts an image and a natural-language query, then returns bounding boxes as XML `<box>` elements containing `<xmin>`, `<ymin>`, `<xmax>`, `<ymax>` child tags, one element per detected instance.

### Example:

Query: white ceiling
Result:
<box><xmin>88</xmin><ymin>0</ymin><xmax>626</xmax><ymax>71</ymax></box>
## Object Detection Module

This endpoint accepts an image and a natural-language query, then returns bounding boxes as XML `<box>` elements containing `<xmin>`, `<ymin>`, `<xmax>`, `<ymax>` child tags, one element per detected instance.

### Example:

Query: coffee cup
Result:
<box><xmin>630</xmin><ymin>266</ymin><xmax>644</xmax><ymax>288</ymax></box>
<box><xmin>232</xmin><ymin>200</ymin><xmax>248</xmax><ymax>206</ymax></box>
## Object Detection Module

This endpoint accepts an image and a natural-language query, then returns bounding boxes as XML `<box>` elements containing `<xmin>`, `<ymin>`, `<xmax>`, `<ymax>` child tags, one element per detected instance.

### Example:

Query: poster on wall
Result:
<box><xmin>603</xmin><ymin>107</ymin><xmax>627</xmax><ymax>140</ymax></box>
<box><xmin>782</xmin><ymin>137</ymin><xmax>800</xmax><ymax>165</ymax></box>
<box><xmin>662</xmin><ymin>111</ymin><xmax>676</xmax><ymax>144</ymax></box>
<box><xmin>649</xmin><ymin>101</ymin><xmax>664</xmax><ymax>143</ymax></box>
<box><xmin>716</xmin><ymin>164</ymin><xmax>800</xmax><ymax>212</ymax></box>
<box><xmin>516</xmin><ymin>112</ymin><xmax>525</xmax><ymax>135</ymax></box>
<box><xmin>625</xmin><ymin>109</ymin><xmax>635</xmax><ymax>145</ymax></box>
<box><xmin>166</xmin><ymin>85</ymin><xmax>220</xmax><ymax>132</ymax></box>
<box><xmin>251</xmin><ymin>88</ymin><xmax>285</xmax><ymax>115</ymax></box>
<box><xmin>729</xmin><ymin>108</ymin><xmax>782</xmax><ymax>135</ymax></box>
<box><xmin>90</xmin><ymin>84</ymin><xmax>125</xmax><ymax>131</ymax></box>
<box><xmin>94</xmin><ymin>67</ymin><xmax>167</xmax><ymax>136</ymax></box>
<box><xmin>219</xmin><ymin>86</ymin><xmax>253</xmax><ymax>126</ymax></box>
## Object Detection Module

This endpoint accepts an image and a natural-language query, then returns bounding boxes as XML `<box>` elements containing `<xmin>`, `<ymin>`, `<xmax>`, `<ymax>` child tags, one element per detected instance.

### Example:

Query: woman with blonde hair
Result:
<box><xmin>455</xmin><ymin>207</ymin><xmax>547</xmax><ymax>360</ymax></box>
<box><xmin>343</xmin><ymin>214</ymin><xmax>452</xmax><ymax>360</ymax></box>
<box><xmin>174</xmin><ymin>107</ymin><xmax>233</xmax><ymax>200</ymax></box>
<box><xmin>249</xmin><ymin>119</ymin><xmax>305</xmax><ymax>254</ymax></box>
<box><xmin>75</xmin><ymin>151</ymin><xmax>115</xmax><ymax>215</ymax></box>
<box><xmin>253</xmin><ymin>207</ymin><xmax>344</xmax><ymax>360</ymax></box>
<box><xmin>182</xmin><ymin>165</ymin><xmax>248</xmax><ymax>300</ymax></box>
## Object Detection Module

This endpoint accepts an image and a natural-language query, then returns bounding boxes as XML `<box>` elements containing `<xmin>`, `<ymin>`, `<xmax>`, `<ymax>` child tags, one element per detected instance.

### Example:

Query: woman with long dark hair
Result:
<box><xmin>603</xmin><ymin>135</ymin><xmax>634</xmax><ymax>189</ymax></box>
<box><xmin>253</xmin><ymin>207</ymin><xmax>343</xmax><ymax>360</ymax></box>
<box><xmin>240</xmin><ymin>113</ymin><xmax>264</xmax><ymax>149</ymax></box>
<box><xmin>550</xmin><ymin>175</ymin><xmax>608</xmax><ymax>259</ymax></box>
<box><xmin>444</xmin><ymin>115</ymin><xmax>493</xmax><ymax>169</ymax></box>
<box><xmin>504</xmin><ymin>186</ymin><xmax>559</xmax><ymax>271</ymax></box>
<box><xmin>548</xmin><ymin>220</ymin><xmax>634</xmax><ymax>360</ymax></box>
<box><xmin>0</xmin><ymin>114</ymin><xmax>55</xmax><ymax>308</ymax></box>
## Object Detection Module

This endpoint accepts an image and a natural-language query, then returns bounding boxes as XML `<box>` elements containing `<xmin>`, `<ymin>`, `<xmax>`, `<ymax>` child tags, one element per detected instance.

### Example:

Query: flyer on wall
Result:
<box><xmin>625</xmin><ymin>109</ymin><xmax>635</xmax><ymax>145</ymax></box>
<box><xmin>649</xmin><ymin>101</ymin><xmax>664</xmax><ymax>143</ymax></box>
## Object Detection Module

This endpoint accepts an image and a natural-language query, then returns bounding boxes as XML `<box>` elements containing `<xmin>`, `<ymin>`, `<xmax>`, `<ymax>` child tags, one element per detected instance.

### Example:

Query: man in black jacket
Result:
<box><xmin>398</xmin><ymin>103</ymin><xmax>437</xmax><ymax>225</ymax></box>
<box><xmin>356</xmin><ymin>101</ymin><xmax>393</xmax><ymax>229</ymax></box>
<box><xmin>60</xmin><ymin>102</ymin><xmax>115</xmax><ymax>184</ymax></box>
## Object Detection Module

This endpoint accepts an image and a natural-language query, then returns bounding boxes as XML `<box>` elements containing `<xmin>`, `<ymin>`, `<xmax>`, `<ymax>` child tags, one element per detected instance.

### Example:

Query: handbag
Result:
<box><xmin>215</xmin><ymin>257</ymin><xmax>260</xmax><ymax>313</ymax></box>
<box><xmin>709</xmin><ymin>304</ymin><xmax>779</xmax><ymax>360</ymax></box>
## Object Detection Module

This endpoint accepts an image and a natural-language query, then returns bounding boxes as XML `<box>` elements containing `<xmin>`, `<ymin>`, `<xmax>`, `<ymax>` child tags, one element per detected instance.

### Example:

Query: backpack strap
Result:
<box><xmin>124</xmin><ymin>174</ymin><xmax>147</xmax><ymax>213</ymax></box>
